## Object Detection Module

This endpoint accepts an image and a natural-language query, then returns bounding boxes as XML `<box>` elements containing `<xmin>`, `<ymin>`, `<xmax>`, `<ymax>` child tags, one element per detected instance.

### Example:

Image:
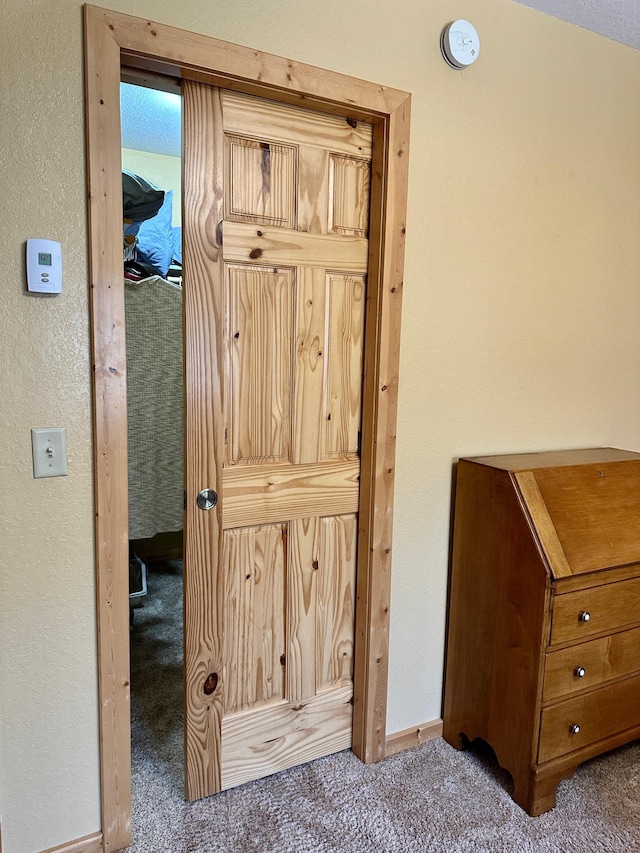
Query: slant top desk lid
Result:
<box><xmin>463</xmin><ymin>447</ymin><xmax>640</xmax><ymax>472</ymax></box>
<box><xmin>462</xmin><ymin>448</ymin><xmax>640</xmax><ymax>578</ymax></box>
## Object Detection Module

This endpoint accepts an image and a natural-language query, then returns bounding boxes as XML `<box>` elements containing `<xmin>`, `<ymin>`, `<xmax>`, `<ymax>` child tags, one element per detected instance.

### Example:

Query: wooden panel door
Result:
<box><xmin>183</xmin><ymin>82</ymin><xmax>372</xmax><ymax>799</ymax></box>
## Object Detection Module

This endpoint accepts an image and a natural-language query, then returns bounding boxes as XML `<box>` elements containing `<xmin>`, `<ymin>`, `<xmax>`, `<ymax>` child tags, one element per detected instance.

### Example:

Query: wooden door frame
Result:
<box><xmin>84</xmin><ymin>5</ymin><xmax>410</xmax><ymax>851</ymax></box>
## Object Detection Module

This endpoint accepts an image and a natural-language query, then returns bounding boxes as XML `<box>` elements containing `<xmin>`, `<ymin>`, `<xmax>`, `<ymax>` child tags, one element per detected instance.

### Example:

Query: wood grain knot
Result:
<box><xmin>249</xmin><ymin>248</ymin><xmax>263</xmax><ymax>259</ymax></box>
<box><xmin>203</xmin><ymin>672</ymin><xmax>219</xmax><ymax>695</ymax></box>
<box><xmin>346</xmin><ymin>117</ymin><xmax>358</xmax><ymax>129</ymax></box>
<box><xmin>280</xmin><ymin>653</ymin><xmax>286</xmax><ymax>666</ymax></box>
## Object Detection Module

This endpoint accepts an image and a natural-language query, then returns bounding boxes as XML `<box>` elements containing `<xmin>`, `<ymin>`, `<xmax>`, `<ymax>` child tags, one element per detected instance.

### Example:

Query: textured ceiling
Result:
<box><xmin>120</xmin><ymin>4</ymin><xmax>638</xmax><ymax>158</ymax></box>
<box><xmin>120</xmin><ymin>83</ymin><xmax>182</xmax><ymax>158</ymax></box>
<box><xmin>512</xmin><ymin>0</ymin><xmax>640</xmax><ymax>50</ymax></box>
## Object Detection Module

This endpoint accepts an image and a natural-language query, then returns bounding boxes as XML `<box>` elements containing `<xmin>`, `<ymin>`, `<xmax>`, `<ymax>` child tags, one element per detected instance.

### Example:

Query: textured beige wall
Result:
<box><xmin>1</xmin><ymin>1</ymin><xmax>640</xmax><ymax>851</ymax></box>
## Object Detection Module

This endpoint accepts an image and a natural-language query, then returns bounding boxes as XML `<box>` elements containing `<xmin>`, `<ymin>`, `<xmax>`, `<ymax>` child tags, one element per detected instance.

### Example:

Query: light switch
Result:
<box><xmin>32</xmin><ymin>428</ymin><xmax>68</xmax><ymax>478</ymax></box>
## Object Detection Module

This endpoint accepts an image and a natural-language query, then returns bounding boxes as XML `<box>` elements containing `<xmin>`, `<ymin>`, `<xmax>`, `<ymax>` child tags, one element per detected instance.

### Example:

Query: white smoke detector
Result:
<box><xmin>441</xmin><ymin>20</ymin><xmax>480</xmax><ymax>69</ymax></box>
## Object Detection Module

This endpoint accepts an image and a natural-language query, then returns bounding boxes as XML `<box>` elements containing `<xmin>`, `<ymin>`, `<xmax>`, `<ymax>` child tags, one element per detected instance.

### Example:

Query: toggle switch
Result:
<box><xmin>31</xmin><ymin>428</ymin><xmax>68</xmax><ymax>478</ymax></box>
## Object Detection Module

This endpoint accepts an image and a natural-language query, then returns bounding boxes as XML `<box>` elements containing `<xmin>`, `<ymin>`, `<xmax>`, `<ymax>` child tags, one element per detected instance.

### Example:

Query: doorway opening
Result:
<box><xmin>120</xmin><ymin>76</ymin><xmax>186</xmax><ymax>808</ymax></box>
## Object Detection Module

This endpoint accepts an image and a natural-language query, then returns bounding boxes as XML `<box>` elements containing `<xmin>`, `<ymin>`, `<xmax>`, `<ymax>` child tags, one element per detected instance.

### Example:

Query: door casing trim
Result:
<box><xmin>84</xmin><ymin>6</ymin><xmax>410</xmax><ymax>850</ymax></box>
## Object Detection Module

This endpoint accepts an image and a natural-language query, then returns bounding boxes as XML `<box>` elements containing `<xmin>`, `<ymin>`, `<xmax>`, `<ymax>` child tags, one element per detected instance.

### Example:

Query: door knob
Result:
<box><xmin>196</xmin><ymin>489</ymin><xmax>218</xmax><ymax>510</ymax></box>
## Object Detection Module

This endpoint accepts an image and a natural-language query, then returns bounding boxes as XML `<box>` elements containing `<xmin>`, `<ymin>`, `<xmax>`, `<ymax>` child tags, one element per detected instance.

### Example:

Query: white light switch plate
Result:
<box><xmin>32</xmin><ymin>428</ymin><xmax>68</xmax><ymax>478</ymax></box>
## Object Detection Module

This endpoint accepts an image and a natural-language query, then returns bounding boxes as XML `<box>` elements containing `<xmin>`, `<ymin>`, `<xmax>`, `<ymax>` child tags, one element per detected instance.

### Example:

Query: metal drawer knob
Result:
<box><xmin>578</xmin><ymin>611</ymin><xmax>591</xmax><ymax>622</ymax></box>
<box><xmin>196</xmin><ymin>489</ymin><xmax>218</xmax><ymax>511</ymax></box>
<box><xmin>574</xmin><ymin>666</ymin><xmax>586</xmax><ymax>678</ymax></box>
<box><xmin>569</xmin><ymin>723</ymin><xmax>581</xmax><ymax>735</ymax></box>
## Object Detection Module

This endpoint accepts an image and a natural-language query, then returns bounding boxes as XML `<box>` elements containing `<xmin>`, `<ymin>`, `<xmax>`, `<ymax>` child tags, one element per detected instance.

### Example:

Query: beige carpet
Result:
<box><xmin>128</xmin><ymin>562</ymin><xmax>640</xmax><ymax>852</ymax></box>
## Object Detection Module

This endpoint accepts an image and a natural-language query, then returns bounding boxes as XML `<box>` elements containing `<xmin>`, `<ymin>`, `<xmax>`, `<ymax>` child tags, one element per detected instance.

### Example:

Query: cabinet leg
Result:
<box><xmin>512</xmin><ymin>769</ymin><xmax>559</xmax><ymax>817</ymax></box>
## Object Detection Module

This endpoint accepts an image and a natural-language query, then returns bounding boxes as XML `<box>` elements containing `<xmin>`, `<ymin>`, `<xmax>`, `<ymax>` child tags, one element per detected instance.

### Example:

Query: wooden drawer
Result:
<box><xmin>543</xmin><ymin>626</ymin><xmax>640</xmax><ymax>701</ymax></box>
<box><xmin>538</xmin><ymin>674</ymin><xmax>640</xmax><ymax>763</ymax></box>
<box><xmin>550</xmin><ymin>576</ymin><xmax>640</xmax><ymax>645</ymax></box>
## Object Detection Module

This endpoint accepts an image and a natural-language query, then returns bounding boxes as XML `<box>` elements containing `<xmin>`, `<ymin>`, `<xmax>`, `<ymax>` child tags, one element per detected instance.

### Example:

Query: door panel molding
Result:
<box><xmin>84</xmin><ymin>6</ymin><xmax>410</xmax><ymax>850</ymax></box>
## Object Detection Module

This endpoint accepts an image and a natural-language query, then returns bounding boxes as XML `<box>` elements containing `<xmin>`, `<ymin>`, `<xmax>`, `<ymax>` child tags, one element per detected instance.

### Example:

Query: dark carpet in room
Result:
<box><xmin>128</xmin><ymin>562</ymin><xmax>640</xmax><ymax>852</ymax></box>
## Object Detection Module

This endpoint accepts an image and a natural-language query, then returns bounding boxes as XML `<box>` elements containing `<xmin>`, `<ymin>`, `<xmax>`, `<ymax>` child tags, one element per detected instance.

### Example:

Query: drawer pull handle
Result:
<box><xmin>578</xmin><ymin>611</ymin><xmax>591</xmax><ymax>622</ymax></box>
<box><xmin>574</xmin><ymin>666</ymin><xmax>586</xmax><ymax>678</ymax></box>
<box><xmin>569</xmin><ymin>723</ymin><xmax>581</xmax><ymax>735</ymax></box>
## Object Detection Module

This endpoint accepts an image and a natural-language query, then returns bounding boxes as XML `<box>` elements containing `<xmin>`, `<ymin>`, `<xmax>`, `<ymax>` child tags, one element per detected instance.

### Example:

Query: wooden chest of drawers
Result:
<box><xmin>443</xmin><ymin>448</ymin><xmax>640</xmax><ymax>816</ymax></box>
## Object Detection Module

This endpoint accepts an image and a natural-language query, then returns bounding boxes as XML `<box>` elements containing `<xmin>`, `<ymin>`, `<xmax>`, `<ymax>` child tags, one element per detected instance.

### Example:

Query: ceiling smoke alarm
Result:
<box><xmin>441</xmin><ymin>20</ymin><xmax>480</xmax><ymax>69</ymax></box>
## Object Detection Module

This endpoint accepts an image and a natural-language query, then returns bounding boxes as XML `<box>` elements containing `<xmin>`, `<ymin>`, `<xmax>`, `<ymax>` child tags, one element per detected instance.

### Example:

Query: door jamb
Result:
<box><xmin>84</xmin><ymin>6</ymin><xmax>410</xmax><ymax>851</ymax></box>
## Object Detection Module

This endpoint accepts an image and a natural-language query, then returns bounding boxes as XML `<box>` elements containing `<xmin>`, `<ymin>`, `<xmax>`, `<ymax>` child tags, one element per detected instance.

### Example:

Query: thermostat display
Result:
<box><xmin>26</xmin><ymin>239</ymin><xmax>62</xmax><ymax>293</ymax></box>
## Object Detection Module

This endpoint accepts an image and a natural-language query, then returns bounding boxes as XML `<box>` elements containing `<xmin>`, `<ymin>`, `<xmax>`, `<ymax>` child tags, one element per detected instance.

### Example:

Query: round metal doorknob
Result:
<box><xmin>196</xmin><ymin>489</ymin><xmax>218</xmax><ymax>510</ymax></box>
<box><xmin>578</xmin><ymin>611</ymin><xmax>591</xmax><ymax>622</ymax></box>
<box><xmin>569</xmin><ymin>723</ymin><xmax>581</xmax><ymax>735</ymax></box>
<box><xmin>574</xmin><ymin>666</ymin><xmax>586</xmax><ymax>678</ymax></box>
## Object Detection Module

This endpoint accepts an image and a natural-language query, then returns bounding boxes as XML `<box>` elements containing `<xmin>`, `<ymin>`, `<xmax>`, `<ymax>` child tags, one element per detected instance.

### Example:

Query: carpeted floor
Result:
<box><xmin>128</xmin><ymin>561</ymin><xmax>640</xmax><ymax>853</ymax></box>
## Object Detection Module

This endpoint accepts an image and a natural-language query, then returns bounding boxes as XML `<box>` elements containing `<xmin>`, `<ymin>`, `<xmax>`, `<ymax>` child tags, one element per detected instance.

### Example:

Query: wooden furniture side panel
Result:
<box><xmin>538</xmin><ymin>674</ymin><xmax>640</xmax><ymax>763</ymax></box>
<box><xmin>543</xmin><ymin>626</ymin><xmax>640</xmax><ymax>701</ymax></box>
<box><xmin>533</xmin><ymin>461</ymin><xmax>640</xmax><ymax>575</ymax></box>
<box><xmin>443</xmin><ymin>461</ymin><xmax>551</xmax><ymax>791</ymax></box>
<box><xmin>550</xmin><ymin>576</ymin><xmax>640</xmax><ymax>645</ymax></box>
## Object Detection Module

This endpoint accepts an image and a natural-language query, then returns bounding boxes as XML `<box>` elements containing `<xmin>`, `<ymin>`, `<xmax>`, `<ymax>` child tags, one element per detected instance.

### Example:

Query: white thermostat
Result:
<box><xmin>26</xmin><ymin>238</ymin><xmax>62</xmax><ymax>293</ymax></box>
<box><xmin>441</xmin><ymin>20</ymin><xmax>480</xmax><ymax>69</ymax></box>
